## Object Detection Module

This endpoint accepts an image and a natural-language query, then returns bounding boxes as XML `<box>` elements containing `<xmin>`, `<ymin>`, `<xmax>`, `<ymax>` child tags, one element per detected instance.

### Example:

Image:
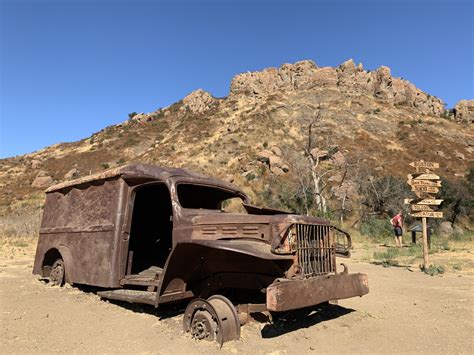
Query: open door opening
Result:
<box><xmin>127</xmin><ymin>183</ymin><xmax>173</xmax><ymax>278</ymax></box>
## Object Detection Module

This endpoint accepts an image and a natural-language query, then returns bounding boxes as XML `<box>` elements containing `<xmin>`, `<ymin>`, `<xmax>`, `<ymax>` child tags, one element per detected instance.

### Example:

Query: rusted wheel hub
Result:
<box><xmin>190</xmin><ymin>310</ymin><xmax>217</xmax><ymax>340</ymax></box>
<box><xmin>49</xmin><ymin>258</ymin><xmax>65</xmax><ymax>286</ymax></box>
<box><xmin>183</xmin><ymin>295</ymin><xmax>240</xmax><ymax>346</ymax></box>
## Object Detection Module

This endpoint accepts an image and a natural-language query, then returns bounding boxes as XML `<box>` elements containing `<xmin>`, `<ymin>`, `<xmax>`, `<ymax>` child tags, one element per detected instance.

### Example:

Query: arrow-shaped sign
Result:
<box><xmin>411</xmin><ymin>204</ymin><xmax>435</xmax><ymax>212</ymax></box>
<box><xmin>411</xmin><ymin>185</ymin><xmax>439</xmax><ymax>194</ymax></box>
<box><xmin>407</xmin><ymin>180</ymin><xmax>442</xmax><ymax>187</ymax></box>
<box><xmin>410</xmin><ymin>211</ymin><xmax>443</xmax><ymax>218</ymax></box>
<box><xmin>409</xmin><ymin>161</ymin><xmax>440</xmax><ymax>169</ymax></box>
<box><xmin>404</xmin><ymin>199</ymin><xmax>444</xmax><ymax>205</ymax></box>
<box><xmin>407</xmin><ymin>173</ymin><xmax>440</xmax><ymax>180</ymax></box>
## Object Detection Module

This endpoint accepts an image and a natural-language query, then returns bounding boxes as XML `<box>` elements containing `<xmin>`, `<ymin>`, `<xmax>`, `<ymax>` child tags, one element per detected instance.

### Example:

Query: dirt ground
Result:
<box><xmin>1</xmin><ymin>246</ymin><xmax>473</xmax><ymax>355</ymax></box>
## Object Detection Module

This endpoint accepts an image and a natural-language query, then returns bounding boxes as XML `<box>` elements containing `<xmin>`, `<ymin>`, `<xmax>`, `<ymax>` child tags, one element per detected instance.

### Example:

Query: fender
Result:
<box><xmin>154</xmin><ymin>241</ymin><xmax>292</xmax><ymax>307</ymax></box>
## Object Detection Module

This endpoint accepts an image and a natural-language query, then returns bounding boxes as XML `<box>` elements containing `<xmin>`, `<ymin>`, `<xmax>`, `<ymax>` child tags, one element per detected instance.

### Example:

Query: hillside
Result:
<box><xmin>1</xmin><ymin>59</ymin><xmax>473</xmax><ymax>219</ymax></box>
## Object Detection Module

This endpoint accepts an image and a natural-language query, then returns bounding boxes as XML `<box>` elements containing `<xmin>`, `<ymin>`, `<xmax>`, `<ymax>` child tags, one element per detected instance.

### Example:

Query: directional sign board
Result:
<box><xmin>411</xmin><ymin>204</ymin><xmax>435</xmax><ymax>212</ymax></box>
<box><xmin>404</xmin><ymin>198</ymin><xmax>444</xmax><ymax>205</ymax></box>
<box><xmin>411</xmin><ymin>185</ymin><xmax>439</xmax><ymax>194</ymax></box>
<box><xmin>410</xmin><ymin>211</ymin><xmax>443</xmax><ymax>218</ymax></box>
<box><xmin>407</xmin><ymin>180</ymin><xmax>442</xmax><ymax>187</ymax></box>
<box><xmin>407</xmin><ymin>173</ymin><xmax>440</xmax><ymax>180</ymax></box>
<box><xmin>409</xmin><ymin>161</ymin><xmax>440</xmax><ymax>169</ymax></box>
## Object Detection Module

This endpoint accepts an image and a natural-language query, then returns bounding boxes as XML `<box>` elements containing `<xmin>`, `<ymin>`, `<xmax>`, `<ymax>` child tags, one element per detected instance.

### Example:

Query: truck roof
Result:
<box><xmin>46</xmin><ymin>163</ymin><xmax>243</xmax><ymax>194</ymax></box>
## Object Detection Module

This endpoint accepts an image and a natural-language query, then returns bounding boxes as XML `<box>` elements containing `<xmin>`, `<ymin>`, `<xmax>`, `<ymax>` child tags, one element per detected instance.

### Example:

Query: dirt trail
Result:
<box><xmin>1</xmin><ymin>251</ymin><xmax>473</xmax><ymax>354</ymax></box>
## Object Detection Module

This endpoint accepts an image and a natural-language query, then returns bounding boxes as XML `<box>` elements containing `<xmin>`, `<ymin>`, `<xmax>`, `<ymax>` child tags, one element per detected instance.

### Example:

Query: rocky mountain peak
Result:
<box><xmin>181</xmin><ymin>89</ymin><xmax>217</xmax><ymax>114</ymax></box>
<box><xmin>230</xmin><ymin>59</ymin><xmax>446</xmax><ymax>116</ymax></box>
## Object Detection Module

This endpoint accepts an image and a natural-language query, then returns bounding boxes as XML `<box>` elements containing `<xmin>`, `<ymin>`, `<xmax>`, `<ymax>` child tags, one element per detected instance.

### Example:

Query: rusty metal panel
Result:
<box><xmin>266</xmin><ymin>272</ymin><xmax>369</xmax><ymax>312</ymax></box>
<box><xmin>34</xmin><ymin>178</ymin><xmax>123</xmax><ymax>287</ymax></box>
<box><xmin>41</xmin><ymin>179</ymin><xmax>120</xmax><ymax>230</ymax></box>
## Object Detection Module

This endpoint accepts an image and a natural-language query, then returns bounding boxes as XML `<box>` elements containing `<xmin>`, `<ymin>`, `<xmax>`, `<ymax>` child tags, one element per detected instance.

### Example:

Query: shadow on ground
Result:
<box><xmin>43</xmin><ymin>280</ymin><xmax>354</xmax><ymax>337</ymax></box>
<box><xmin>261</xmin><ymin>304</ymin><xmax>354</xmax><ymax>338</ymax></box>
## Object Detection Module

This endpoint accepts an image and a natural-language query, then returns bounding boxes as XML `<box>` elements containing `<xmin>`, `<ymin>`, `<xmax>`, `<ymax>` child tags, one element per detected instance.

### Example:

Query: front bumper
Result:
<box><xmin>266</xmin><ymin>272</ymin><xmax>369</xmax><ymax>312</ymax></box>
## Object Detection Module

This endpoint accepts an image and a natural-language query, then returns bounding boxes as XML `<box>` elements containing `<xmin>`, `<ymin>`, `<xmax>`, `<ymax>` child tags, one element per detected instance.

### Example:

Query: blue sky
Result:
<box><xmin>1</xmin><ymin>0</ymin><xmax>472</xmax><ymax>158</ymax></box>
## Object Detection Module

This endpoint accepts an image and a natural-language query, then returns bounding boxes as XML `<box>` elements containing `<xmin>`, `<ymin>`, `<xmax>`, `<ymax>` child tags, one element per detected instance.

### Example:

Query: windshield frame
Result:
<box><xmin>174</xmin><ymin>181</ymin><xmax>248</xmax><ymax>211</ymax></box>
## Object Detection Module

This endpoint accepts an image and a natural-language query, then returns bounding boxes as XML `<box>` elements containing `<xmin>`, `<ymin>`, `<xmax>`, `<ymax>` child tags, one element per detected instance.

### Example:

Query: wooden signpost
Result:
<box><xmin>405</xmin><ymin>160</ymin><xmax>443</xmax><ymax>269</ymax></box>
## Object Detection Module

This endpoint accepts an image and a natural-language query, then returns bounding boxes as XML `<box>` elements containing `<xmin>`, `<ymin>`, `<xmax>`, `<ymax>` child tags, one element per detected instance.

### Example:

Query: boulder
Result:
<box><xmin>269</xmin><ymin>155</ymin><xmax>283</xmax><ymax>168</ymax></box>
<box><xmin>438</xmin><ymin>221</ymin><xmax>454</xmax><ymax>237</ymax></box>
<box><xmin>454</xmin><ymin>100</ymin><xmax>474</xmax><ymax>123</ymax></box>
<box><xmin>31</xmin><ymin>173</ymin><xmax>54</xmax><ymax>188</ymax></box>
<box><xmin>256</xmin><ymin>150</ymin><xmax>273</xmax><ymax>163</ymax></box>
<box><xmin>31</xmin><ymin>159</ymin><xmax>41</xmax><ymax>169</ymax></box>
<box><xmin>270</xmin><ymin>146</ymin><xmax>282</xmax><ymax>157</ymax></box>
<box><xmin>452</xmin><ymin>224</ymin><xmax>464</xmax><ymax>237</ymax></box>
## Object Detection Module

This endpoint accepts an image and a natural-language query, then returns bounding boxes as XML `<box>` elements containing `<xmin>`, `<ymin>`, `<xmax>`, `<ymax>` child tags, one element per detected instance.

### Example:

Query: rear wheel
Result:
<box><xmin>183</xmin><ymin>295</ymin><xmax>240</xmax><ymax>346</ymax></box>
<box><xmin>49</xmin><ymin>258</ymin><xmax>65</xmax><ymax>286</ymax></box>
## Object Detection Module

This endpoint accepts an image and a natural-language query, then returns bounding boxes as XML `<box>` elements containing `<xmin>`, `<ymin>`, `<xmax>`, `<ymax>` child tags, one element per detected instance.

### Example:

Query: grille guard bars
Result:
<box><xmin>271</xmin><ymin>224</ymin><xmax>353</xmax><ymax>258</ymax></box>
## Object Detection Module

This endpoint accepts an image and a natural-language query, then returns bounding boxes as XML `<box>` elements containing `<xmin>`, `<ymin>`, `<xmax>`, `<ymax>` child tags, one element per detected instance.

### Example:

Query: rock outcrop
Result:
<box><xmin>454</xmin><ymin>100</ymin><xmax>474</xmax><ymax>123</ymax></box>
<box><xmin>230</xmin><ymin>59</ymin><xmax>445</xmax><ymax>116</ymax></box>
<box><xmin>181</xmin><ymin>89</ymin><xmax>217</xmax><ymax>114</ymax></box>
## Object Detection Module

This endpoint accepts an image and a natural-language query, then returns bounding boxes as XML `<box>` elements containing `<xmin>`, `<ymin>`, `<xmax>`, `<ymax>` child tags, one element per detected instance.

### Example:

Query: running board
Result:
<box><xmin>98</xmin><ymin>289</ymin><xmax>156</xmax><ymax>306</ymax></box>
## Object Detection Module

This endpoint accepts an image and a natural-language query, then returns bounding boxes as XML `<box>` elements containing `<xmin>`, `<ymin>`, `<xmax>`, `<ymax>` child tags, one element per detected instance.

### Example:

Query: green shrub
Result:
<box><xmin>373</xmin><ymin>248</ymin><xmax>400</xmax><ymax>266</ymax></box>
<box><xmin>361</xmin><ymin>216</ymin><xmax>393</xmax><ymax>242</ymax></box>
<box><xmin>420</xmin><ymin>264</ymin><xmax>445</xmax><ymax>276</ymax></box>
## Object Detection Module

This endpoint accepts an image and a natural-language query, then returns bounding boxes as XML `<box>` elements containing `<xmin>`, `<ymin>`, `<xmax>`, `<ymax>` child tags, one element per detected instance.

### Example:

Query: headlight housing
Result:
<box><xmin>273</xmin><ymin>224</ymin><xmax>297</xmax><ymax>254</ymax></box>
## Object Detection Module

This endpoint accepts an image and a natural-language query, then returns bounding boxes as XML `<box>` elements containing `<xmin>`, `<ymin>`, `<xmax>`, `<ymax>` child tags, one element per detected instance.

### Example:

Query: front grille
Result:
<box><xmin>295</xmin><ymin>224</ymin><xmax>336</xmax><ymax>277</ymax></box>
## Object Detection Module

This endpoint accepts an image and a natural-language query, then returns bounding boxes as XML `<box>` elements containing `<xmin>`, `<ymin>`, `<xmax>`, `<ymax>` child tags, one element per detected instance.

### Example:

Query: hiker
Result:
<box><xmin>390</xmin><ymin>211</ymin><xmax>404</xmax><ymax>247</ymax></box>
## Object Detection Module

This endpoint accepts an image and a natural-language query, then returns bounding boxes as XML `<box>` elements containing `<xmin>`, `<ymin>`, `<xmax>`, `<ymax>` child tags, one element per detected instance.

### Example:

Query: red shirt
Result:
<box><xmin>391</xmin><ymin>214</ymin><xmax>403</xmax><ymax>227</ymax></box>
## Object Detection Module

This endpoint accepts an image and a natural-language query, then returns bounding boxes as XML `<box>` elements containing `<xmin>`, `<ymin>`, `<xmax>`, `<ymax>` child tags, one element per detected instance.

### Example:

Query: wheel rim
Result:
<box><xmin>183</xmin><ymin>296</ymin><xmax>240</xmax><ymax>346</ymax></box>
<box><xmin>191</xmin><ymin>310</ymin><xmax>217</xmax><ymax>340</ymax></box>
<box><xmin>50</xmin><ymin>259</ymin><xmax>64</xmax><ymax>286</ymax></box>
<box><xmin>184</xmin><ymin>299</ymin><xmax>219</xmax><ymax>342</ymax></box>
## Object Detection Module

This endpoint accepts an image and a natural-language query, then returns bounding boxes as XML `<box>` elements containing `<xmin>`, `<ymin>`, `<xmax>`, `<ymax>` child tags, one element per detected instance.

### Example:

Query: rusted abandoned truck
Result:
<box><xmin>33</xmin><ymin>163</ymin><xmax>368</xmax><ymax>345</ymax></box>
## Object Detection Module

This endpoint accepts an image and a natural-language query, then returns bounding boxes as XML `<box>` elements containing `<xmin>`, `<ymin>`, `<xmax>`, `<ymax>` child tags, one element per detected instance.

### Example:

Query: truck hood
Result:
<box><xmin>192</xmin><ymin>212</ymin><xmax>331</xmax><ymax>226</ymax></box>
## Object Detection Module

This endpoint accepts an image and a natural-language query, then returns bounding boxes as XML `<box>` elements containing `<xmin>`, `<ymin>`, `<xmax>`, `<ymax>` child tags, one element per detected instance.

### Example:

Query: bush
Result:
<box><xmin>361</xmin><ymin>216</ymin><xmax>393</xmax><ymax>242</ymax></box>
<box><xmin>373</xmin><ymin>248</ymin><xmax>400</xmax><ymax>266</ymax></box>
<box><xmin>438</xmin><ymin>176</ymin><xmax>473</xmax><ymax>224</ymax></box>
<box><xmin>128</xmin><ymin>112</ymin><xmax>138</xmax><ymax>119</ymax></box>
<box><xmin>358</xmin><ymin>174</ymin><xmax>411</xmax><ymax>217</ymax></box>
<box><xmin>420</xmin><ymin>264</ymin><xmax>445</xmax><ymax>276</ymax></box>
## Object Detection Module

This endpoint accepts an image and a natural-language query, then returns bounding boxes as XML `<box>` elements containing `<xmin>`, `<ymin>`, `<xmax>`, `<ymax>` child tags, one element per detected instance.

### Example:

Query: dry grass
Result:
<box><xmin>0</xmin><ymin>199</ymin><xmax>42</xmax><ymax>240</ymax></box>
